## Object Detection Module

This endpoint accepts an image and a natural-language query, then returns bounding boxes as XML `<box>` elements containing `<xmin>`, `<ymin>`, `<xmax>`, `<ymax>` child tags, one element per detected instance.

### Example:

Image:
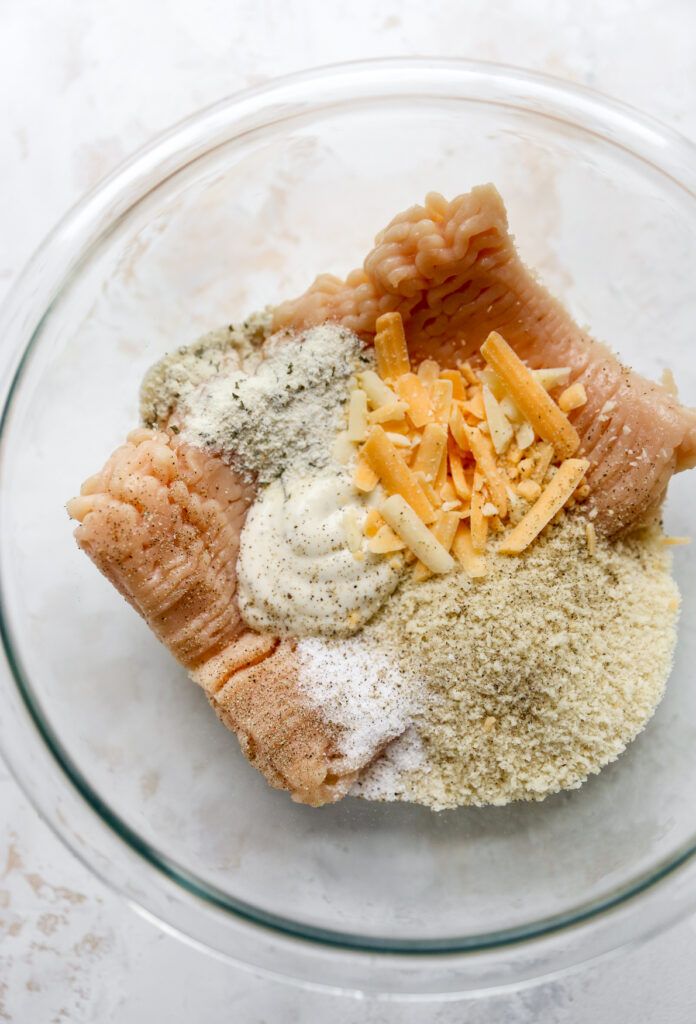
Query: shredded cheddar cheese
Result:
<box><xmin>385</xmin><ymin>431</ymin><xmax>411</xmax><ymax>448</ymax></box>
<box><xmin>396</xmin><ymin>374</ymin><xmax>432</xmax><ymax>427</ymax></box>
<box><xmin>458</xmin><ymin>361</ymin><xmax>479</xmax><ymax>386</ymax></box>
<box><xmin>481</xmin><ymin>331</ymin><xmax>580</xmax><ymax>459</ymax></box>
<box><xmin>449</xmin><ymin>403</ymin><xmax>471</xmax><ymax>453</ymax></box>
<box><xmin>462</xmin><ymin>423</ymin><xmax>508</xmax><ymax>518</ymax></box>
<box><xmin>430</xmin><ymin>379</ymin><xmax>454</xmax><ymax>424</ymax></box>
<box><xmin>347</xmin><ymin>388</ymin><xmax>368</xmax><ymax>441</ymax></box>
<box><xmin>558</xmin><ymin>382</ymin><xmax>588</xmax><ymax>413</ymax></box>
<box><xmin>362</xmin><ymin>426</ymin><xmax>436</xmax><ymax>524</ymax></box>
<box><xmin>452</xmin><ymin>523</ymin><xmax>486</xmax><ymax>578</ymax></box>
<box><xmin>363</xmin><ymin>508</ymin><xmax>384</xmax><ymax>537</ymax></box>
<box><xmin>515</xmin><ymin>420</ymin><xmax>535</xmax><ymax>451</ymax></box>
<box><xmin>374</xmin><ymin>312</ymin><xmax>411</xmax><ymax>380</ymax></box>
<box><xmin>533</xmin><ymin>367</ymin><xmax>571</xmax><ymax>391</ymax></box>
<box><xmin>417</xmin><ymin>359</ymin><xmax>440</xmax><ymax>384</ymax></box>
<box><xmin>342</xmin><ymin>314</ymin><xmax>592</xmax><ymax>576</ymax></box>
<box><xmin>413</xmin><ymin>471</ymin><xmax>442</xmax><ymax>509</ymax></box>
<box><xmin>412</xmin><ymin>510</ymin><xmax>459</xmax><ymax>581</ymax></box>
<box><xmin>368</xmin><ymin>401</ymin><xmax>408</xmax><ymax>424</ymax></box>
<box><xmin>413</xmin><ymin>423</ymin><xmax>448</xmax><ymax>483</ymax></box>
<box><xmin>482</xmin><ymin>385</ymin><xmax>514</xmax><ymax>454</ymax></box>
<box><xmin>470</xmin><ymin>485</ymin><xmax>489</xmax><ymax>554</ymax></box>
<box><xmin>517</xmin><ymin>478</ymin><xmax>542</xmax><ymax>502</ymax></box>
<box><xmin>439</xmin><ymin>368</ymin><xmax>466</xmax><ymax>400</ymax></box>
<box><xmin>358</xmin><ymin>370</ymin><xmax>398</xmax><ymax>409</ymax></box>
<box><xmin>448</xmin><ymin>440</ymin><xmax>471</xmax><ymax>500</ymax></box>
<box><xmin>353</xmin><ymin>455</ymin><xmax>379</xmax><ymax>493</ymax></box>
<box><xmin>380</xmin><ymin>494</ymin><xmax>455</xmax><ymax>574</ymax></box>
<box><xmin>499</xmin><ymin>459</ymin><xmax>590</xmax><ymax>555</ymax></box>
<box><xmin>531</xmin><ymin>442</ymin><xmax>554</xmax><ymax>484</ymax></box>
<box><xmin>460</xmin><ymin>391</ymin><xmax>486</xmax><ymax>420</ymax></box>
<box><xmin>368</xmin><ymin>523</ymin><xmax>407</xmax><ymax>554</ymax></box>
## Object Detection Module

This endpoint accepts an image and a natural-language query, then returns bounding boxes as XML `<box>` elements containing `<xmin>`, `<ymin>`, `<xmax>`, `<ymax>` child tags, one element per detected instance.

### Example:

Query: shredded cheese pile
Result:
<box><xmin>340</xmin><ymin>313</ymin><xmax>591</xmax><ymax>578</ymax></box>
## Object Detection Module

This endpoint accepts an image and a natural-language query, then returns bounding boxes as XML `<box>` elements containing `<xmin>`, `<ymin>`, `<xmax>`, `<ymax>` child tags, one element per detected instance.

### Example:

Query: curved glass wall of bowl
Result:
<box><xmin>0</xmin><ymin>60</ymin><xmax>695</xmax><ymax>997</ymax></box>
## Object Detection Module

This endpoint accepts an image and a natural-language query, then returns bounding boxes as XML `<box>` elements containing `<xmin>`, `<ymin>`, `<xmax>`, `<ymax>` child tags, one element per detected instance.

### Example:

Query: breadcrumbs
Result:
<box><xmin>359</xmin><ymin>517</ymin><xmax>679</xmax><ymax>809</ymax></box>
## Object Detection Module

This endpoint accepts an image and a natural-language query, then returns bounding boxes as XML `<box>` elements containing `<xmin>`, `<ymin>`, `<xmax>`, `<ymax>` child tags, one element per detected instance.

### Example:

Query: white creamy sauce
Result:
<box><xmin>237</xmin><ymin>471</ymin><xmax>402</xmax><ymax>637</ymax></box>
<box><xmin>170</xmin><ymin>320</ymin><xmax>402</xmax><ymax>640</ymax></box>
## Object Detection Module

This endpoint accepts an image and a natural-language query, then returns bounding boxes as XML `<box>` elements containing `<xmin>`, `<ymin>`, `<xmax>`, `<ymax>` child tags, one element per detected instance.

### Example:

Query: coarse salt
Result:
<box><xmin>296</xmin><ymin>635</ymin><xmax>419</xmax><ymax>770</ymax></box>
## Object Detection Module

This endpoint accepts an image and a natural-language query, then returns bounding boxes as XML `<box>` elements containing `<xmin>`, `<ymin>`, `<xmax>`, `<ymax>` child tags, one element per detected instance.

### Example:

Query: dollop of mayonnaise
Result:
<box><xmin>237</xmin><ymin>472</ymin><xmax>402</xmax><ymax>637</ymax></box>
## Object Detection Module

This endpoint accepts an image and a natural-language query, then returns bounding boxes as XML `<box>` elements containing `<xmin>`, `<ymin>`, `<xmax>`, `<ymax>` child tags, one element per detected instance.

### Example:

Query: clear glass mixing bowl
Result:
<box><xmin>1</xmin><ymin>59</ymin><xmax>696</xmax><ymax>999</ymax></box>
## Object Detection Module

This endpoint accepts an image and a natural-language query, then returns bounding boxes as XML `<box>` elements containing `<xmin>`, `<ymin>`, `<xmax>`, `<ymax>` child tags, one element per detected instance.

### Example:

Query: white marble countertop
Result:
<box><xmin>1</xmin><ymin>2</ymin><xmax>695</xmax><ymax>1020</ymax></box>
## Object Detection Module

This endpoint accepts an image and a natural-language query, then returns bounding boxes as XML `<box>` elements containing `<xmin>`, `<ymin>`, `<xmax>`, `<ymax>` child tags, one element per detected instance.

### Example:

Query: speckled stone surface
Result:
<box><xmin>1</xmin><ymin>2</ymin><xmax>696</xmax><ymax>1020</ymax></box>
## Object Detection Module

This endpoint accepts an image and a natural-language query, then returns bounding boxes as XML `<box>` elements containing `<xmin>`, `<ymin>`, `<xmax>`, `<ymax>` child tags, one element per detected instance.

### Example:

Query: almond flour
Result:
<box><xmin>357</xmin><ymin>516</ymin><xmax>679</xmax><ymax>809</ymax></box>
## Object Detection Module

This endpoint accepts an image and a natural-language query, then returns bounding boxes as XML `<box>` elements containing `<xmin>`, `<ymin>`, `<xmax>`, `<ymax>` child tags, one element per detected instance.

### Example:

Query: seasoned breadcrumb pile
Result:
<box><xmin>359</xmin><ymin>517</ymin><xmax>679</xmax><ymax>809</ymax></box>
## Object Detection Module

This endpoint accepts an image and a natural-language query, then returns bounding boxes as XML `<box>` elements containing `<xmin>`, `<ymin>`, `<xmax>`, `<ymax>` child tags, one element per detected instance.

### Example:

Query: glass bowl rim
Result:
<box><xmin>1</xmin><ymin>56</ymin><xmax>696</xmax><ymax>996</ymax></box>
